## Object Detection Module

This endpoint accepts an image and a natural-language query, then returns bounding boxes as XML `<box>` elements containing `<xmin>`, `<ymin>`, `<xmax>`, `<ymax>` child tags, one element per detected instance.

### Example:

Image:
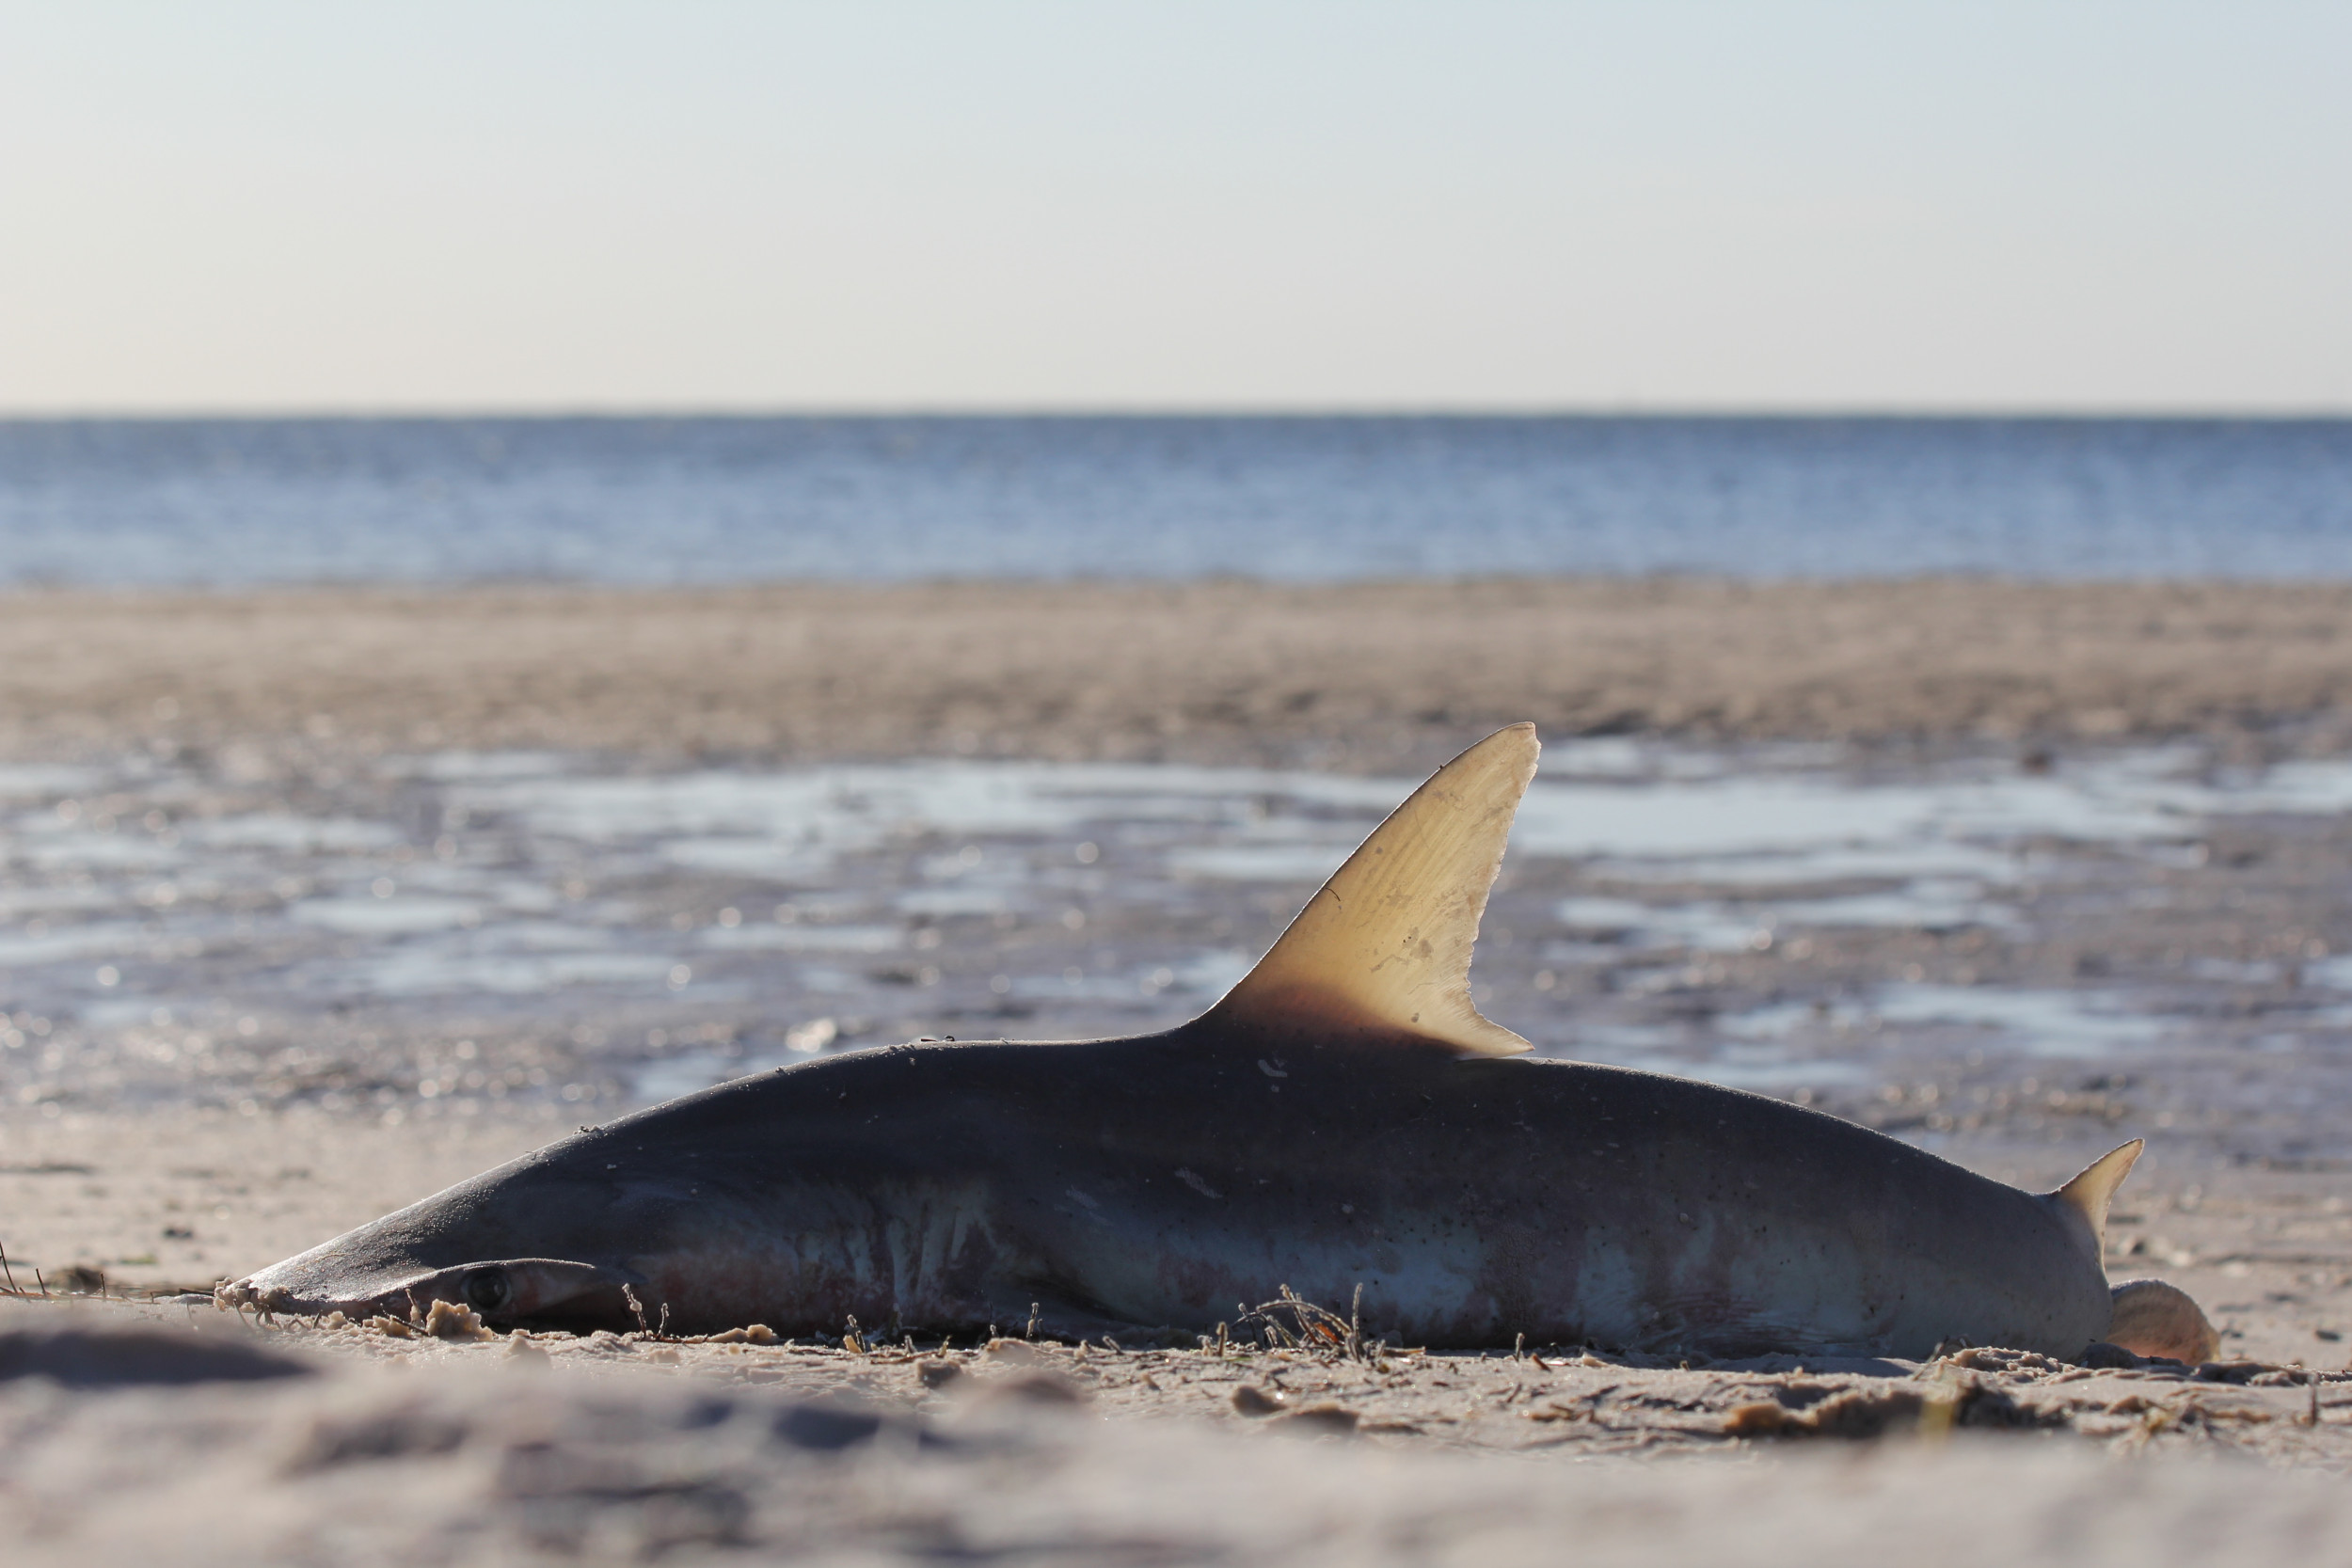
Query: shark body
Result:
<box><xmin>230</xmin><ymin>725</ymin><xmax>2214</xmax><ymax>1360</ymax></box>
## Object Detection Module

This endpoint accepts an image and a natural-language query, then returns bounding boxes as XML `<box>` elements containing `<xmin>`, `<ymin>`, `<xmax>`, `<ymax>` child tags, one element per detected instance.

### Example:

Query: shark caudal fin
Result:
<box><xmin>1200</xmin><ymin>722</ymin><xmax>1538</xmax><ymax>1056</ymax></box>
<box><xmin>2106</xmin><ymin>1278</ymin><xmax>2220</xmax><ymax>1365</ymax></box>
<box><xmin>2045</xmin><ymin>1139</ymin><xmax>2144</xmax><ymax>1265</ymax></box>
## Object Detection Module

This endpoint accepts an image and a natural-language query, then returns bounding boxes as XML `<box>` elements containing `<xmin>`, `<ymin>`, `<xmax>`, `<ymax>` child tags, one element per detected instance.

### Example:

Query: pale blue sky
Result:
<box><xmin>3</xmin><ymin>2</ymin><xmax>2345</xmax><ymax>411</ymax></box>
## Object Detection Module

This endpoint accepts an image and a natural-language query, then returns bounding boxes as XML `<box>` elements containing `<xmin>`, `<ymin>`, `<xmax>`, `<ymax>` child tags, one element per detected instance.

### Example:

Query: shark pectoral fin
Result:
<box><xmin>1200</xmin><ymin>722</ymin><xmax>1539</xmax><ymax>1057</ymax></box>
<box><xmin>2106</xmin><ymin>1278</ymin><xmax>2221</xmax><ymax>1365</ymax></box>
<box><xmin>2043</xmin><ymin>1138</ymin><xmax>2144</xmax><ymax>1264</ymax></box>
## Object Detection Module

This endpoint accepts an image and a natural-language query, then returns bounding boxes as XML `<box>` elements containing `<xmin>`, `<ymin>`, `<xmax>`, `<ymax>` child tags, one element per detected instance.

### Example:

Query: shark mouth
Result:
<box><xmin>218</xmin><ymin>1257</ymin><xmax>644</xmax><ymax>1330</ymax></box>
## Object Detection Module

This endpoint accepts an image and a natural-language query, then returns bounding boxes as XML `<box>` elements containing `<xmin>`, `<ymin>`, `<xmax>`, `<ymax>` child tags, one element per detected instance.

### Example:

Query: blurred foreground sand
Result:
<box><xmin>6</xmin><ymin>1293</ymin><xmax>2352</xmax><ymax>1565</ymax></box>
<box><xmin>5</xmin><ymin>578</ymin><xmax>2352</xmax><ymax>768</ymax></box>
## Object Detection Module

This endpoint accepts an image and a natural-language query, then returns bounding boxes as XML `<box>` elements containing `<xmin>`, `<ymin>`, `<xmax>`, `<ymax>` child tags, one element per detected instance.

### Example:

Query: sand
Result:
<box><xmin>8</xmin><ymin>577</ymin><xmax>2352</xmax><ymax>1559</ymax></box>
<box><xmin>7</xmin><ymin>1296</ymin><xmax>2352</xmax><ymax>1564</ymax></box>
<box><xmin>4</xmin><ymin>578</ymin><xmax>2352</xmax><ymax>771</ymax></box>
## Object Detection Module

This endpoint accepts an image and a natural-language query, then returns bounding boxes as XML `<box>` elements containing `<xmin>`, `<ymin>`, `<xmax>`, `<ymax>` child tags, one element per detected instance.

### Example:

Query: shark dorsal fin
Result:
<box><xmin>2048</xmin><ymin>1139</ymin><xmax>2143</xmax><ymax>1261</ymax></box>
<box><xmin>1200</xmin><ymin>723</ymin><xmax>1537</xmax><ymax>1056</ymax></box>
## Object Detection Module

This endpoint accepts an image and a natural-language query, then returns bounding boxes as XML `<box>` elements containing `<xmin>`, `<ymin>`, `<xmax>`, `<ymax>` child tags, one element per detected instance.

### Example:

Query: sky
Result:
<box><xmin>2</xmin><ymin>2</ymin><xmax>2346</xmax><ymax>414</ymax></box>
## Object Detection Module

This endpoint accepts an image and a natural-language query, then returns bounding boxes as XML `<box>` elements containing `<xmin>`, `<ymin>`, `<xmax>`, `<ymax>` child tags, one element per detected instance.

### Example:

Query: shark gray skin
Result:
<box><xmin>228</xmin><ymin>725</ymin><xmax>2216</xmax><ymax>1361</ymax></box>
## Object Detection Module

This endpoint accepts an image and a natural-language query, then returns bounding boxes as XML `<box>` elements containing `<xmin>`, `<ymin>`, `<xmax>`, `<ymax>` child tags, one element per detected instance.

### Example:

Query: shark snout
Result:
<box><xmin>222</xmin><ymin>1255</ymin><xmax>638</xmax><ymax>1327</ymax></box>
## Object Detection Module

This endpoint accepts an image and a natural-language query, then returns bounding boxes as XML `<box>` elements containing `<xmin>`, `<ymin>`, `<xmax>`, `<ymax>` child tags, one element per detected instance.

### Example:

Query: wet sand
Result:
<box><xmin>6</xmin><ymin>578</ymin><xmax>2352</xmax><ymax>770</ymax></box>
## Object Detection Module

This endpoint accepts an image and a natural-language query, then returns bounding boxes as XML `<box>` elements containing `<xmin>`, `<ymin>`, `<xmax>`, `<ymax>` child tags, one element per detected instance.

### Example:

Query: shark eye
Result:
<box><xmin>462</xmin><ymin>1267</ymin><xmax>512</xmax><ymax>1312</ymax></box>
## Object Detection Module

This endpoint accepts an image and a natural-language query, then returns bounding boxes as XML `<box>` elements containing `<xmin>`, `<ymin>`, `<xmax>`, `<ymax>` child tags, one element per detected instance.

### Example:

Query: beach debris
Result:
<box><xmin>1725</xmin><ymin>1372</ymin><xmax>2006</xmax><ymax>1440</ymax></box>
<box><xmin>693</xmin><ymin>1324</ymin><xmax>779</xmax><ymax>1345</ymax></box>
<box><xmin>1265</xmin><ymin>1401</ymin><xmax>1359</xmax><ymax>1436</ymax></box>
<box><xmin>1232</xmin><ymin>1384</ymin><xmax>1284</xmax><ymax>1417</ymax></box>
<box><xmin>1236</xmin><ymin>1286</ymin><xmax>1366</xmax><ymax>1361</ymax></box>
<box><xmin>212</xmin><ymin>1278</ymin><xmax>294</xmax><ymax>1323</ymax></box>
<box><xmin>976</xmin><ymin>1370</ymin><xmax>1087</xmax><ymax>1406</ymax></box>
<box><xmin>1724</xmin><ymin>1365</ymin><xmax>2074</xmax><ymax>1440</ymax></box>
<box><xmin>57</xmin><ymin>1264</ymin><xmax>108</xmax><ymax>1297</ymax></box>
<box><xmin>421</xmin><ymin>1300</ymin><xmax>496</xmax><ymax>1340</ymax></box>
<box><xmin>1724</xmin><ymin>1386</ymin><xmax>1956</xmax><ymax>1440</ymax></box>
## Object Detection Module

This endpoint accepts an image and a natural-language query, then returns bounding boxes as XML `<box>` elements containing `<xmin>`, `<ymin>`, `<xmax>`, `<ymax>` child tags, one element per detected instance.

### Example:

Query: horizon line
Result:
<box><xmin>5</xmin><ymin>404</ymin><xmax>2351</xmax><ymax>422</ymax></box>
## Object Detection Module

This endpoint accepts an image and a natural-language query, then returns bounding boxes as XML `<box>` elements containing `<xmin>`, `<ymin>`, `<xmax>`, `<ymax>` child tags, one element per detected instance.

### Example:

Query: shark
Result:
<box><xmin>226</xmin><ymin>724</ymin><xmax>2218</xmax><ymax>1362</ymax></box>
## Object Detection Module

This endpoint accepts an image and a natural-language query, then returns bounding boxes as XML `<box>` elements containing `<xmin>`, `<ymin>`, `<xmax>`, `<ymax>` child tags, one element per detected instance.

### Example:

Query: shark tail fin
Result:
<box><xmin>2048</xmin><ymin>1139</ymin><xmax>2144</xmax><ymax>1263</ymax></box>
<box><xmin>2106</xmin><ymin>1278</ymin><xmax>2220</xmax><ymax>1365</ymax></box>
<box><xmin>1200</xmin><ymin>722</ymin><xmax>1537</xmax><ymax>1057</ymax></box>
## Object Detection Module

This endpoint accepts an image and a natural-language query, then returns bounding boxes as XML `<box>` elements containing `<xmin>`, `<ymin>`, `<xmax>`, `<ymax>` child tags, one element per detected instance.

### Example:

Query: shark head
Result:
<box><xmin>221</xmin><ymin>1150</ymin><xmax>670</xmax><ymax>1329</ymax></box>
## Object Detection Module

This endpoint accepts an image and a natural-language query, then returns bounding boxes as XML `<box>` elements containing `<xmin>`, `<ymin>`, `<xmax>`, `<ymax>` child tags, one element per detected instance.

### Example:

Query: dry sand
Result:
<box><xmin>7</xmin><ymin>1294</ymin><xmax>2352</xmax><ymax>1565</ymax></box>
<box><xmin>4</xmin><ymin>578</ymin><xmax>2352</xmax><ymax>770</ymax></box>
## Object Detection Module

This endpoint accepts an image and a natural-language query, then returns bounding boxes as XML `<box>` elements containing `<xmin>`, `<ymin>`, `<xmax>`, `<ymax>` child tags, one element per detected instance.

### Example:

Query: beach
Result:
<box><xmin>7</xmin><ymin>576</ymin><xmax>2352</xmax><ymax>1558</ymax></box>
<box><xmin>14</xmin><ymin>1297</ymin><xmax>2352</xmax><ymax>1567</ymax></box>
<box><xmin>10</xmin><ymin>0</ymin><xmax>2345</xmax><ymax>1548</ymax></box>
<box><xmin>4</xmin><ymin>578</ymin><xmax>2352</xmax><ymax>770</ymax></box>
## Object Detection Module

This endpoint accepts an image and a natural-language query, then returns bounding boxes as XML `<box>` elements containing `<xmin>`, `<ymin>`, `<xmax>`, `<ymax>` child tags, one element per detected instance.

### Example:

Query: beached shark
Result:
<box><xmin>226</xmin><ymin>725</ymin><xmax>2217</xmax><ymax>1362</ymax></box>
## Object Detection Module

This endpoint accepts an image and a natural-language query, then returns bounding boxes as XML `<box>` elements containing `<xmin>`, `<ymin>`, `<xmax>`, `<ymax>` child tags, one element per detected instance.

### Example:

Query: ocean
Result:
<box><xmin>2</xmin><ymin>416</ymin><xmax>2348</xmax><ymax>586</ymax></box>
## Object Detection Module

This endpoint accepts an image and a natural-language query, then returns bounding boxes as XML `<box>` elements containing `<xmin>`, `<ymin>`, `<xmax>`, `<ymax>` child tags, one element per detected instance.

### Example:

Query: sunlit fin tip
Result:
<box><xmin>2053</xmin><ymin>1138</ymin><xmax>2143</xmax><ymax>1254</ymax></box>
<box><xmin>1200</xmin><ymin>723</ymin><xmax>1538</xmax><ymax>1056</ymax></box>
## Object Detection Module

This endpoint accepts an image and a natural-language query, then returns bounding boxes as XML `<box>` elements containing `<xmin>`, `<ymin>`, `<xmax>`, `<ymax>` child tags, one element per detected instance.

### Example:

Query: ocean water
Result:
<box><xmin>2</xmin><ymin>417</ymin><xmax>2349</xmax><ymax>586</ymax></box>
